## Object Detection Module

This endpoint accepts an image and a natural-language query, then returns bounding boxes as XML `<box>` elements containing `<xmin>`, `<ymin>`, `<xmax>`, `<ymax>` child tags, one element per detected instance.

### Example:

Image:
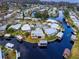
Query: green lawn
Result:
<box><xmin>69</xmin><ymin>32</ymin><xmax>79</xmax><ymax>59</ymax></box>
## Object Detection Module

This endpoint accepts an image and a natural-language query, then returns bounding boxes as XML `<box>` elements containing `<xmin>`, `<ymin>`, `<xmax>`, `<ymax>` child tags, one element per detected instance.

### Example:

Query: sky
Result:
<box><xmin>40</xmin><ymin>0</ymin><xmax>79</xmax><ymax>3</ymax></box>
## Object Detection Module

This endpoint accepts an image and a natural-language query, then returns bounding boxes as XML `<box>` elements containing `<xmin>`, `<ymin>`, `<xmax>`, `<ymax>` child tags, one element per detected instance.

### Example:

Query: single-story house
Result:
<box><xmin>32</xmin><ymin>18</ymin><xmax>41</xmax><ymax>21</ymax></box>
<box><xmin>47</xmin><ymin>18</ymin><xmax>58</xmax><ymax>23</ymax></box>
<box><xmin>15</xmin><ymin>13</ymin><xmax>23</xmax><ymax>19</ymax></box>
<box><xmin>0</xmin><ymin>24</ymin><xmax>7</xmax><ymax>31</ymax></box>
<box><xmin>44</xmin><ymin>28</ymin><xmax>58</xmax><ymax>36</ymax></box>
<box><xmin>5</xmin><ymin>43</ymin><xmax>14</xmax><ymax>49</ymax></box>
<box><xmin>16</xmin><ymin>35</ymin><xmax>23</xmax><ymax>41</ymax></box>
<box><xmin>63</xmin><ymin>48</ymin><xmax>71</xmax><ymax>59</ymax></box>
<box><xmin>50</xmin><ymin>23</ymin><xmax>60</xmax><ymax>30</ymax></box>
<box><xmin>4</xmin><ymin>34</ymin><xmax>11</xmax><ymax>37</ymax></box>
<box><xmin>31</xmin><ymin>28</ymin><xmax>45</xmax><ymax>39</ymax></box>
<box><xmin>56</xmin><ymin>31</ymin><xmax>64</xmax><ymax>40</ymax></box>
<box><xmin>9</xmin><ymin>24</ymin><xmax>21</xmax><ymax>30</ymax></box>
<box><xmin>21</xmin><ymin>24</ymin><xmax>31</xmax><ymax>32</ymax></box>
<box><xmin>24</xmin><ymin>17</ymin><xmax>32</xmax><ymax>20</ymax></box>
<box><xmin>71</xmin><ymin>35</ymin><xmax>77</xmax><ymax>42</ymax></box>
<box><xmin>38</xmin><ymin>40</ymin><xmax>47</xmax><ymax>47</ymax></box>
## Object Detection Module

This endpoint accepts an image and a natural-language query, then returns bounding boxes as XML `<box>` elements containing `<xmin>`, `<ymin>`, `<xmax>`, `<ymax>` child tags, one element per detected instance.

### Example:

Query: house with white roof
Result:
<box><xmin>32</xmin><ymin>18</ymin><xmax>41</xmax><ymax>21</ymax></box>
<box><xmin>9</xmin><ymin>24</ymin><xmax>21</xmax><ymax>30</ymax></box>
<box><xmin>56</xmin><ymin>31</ymin><xmax>64</xmax><ymax>40</ymax></box>
<box><xmin>71</xmin><ymin>35</ymin><xmax>77</xmax><ymax>42</ymax></box>
<box><xmin>38</xmin><ymin>40</ymin><xmax>47</xmax><ymax>47</ymax></box>
<box><xmin>31</xmin><ymin>28</ymin><xmax>45</xmax><ymax>39</ymax></box>
<box><xmin>69</xmin><ymin>12</ymin><xmax>79</xmax><ymax>29</ymax></box>
<box><xmin>47</xmin><ymin>18</ymin><xmax>58</xmax><ymax>23</ymax></box>
<box><xmin>44</xmin><ymin>28</ymin><xmax>58</xmax><ymax>36</ymax></box>
<box><xmin>0</xmin><ymin>24</ymin><xmax>7</xmax><ymax>31</ymax></box>
<box><xmin>21</xmin><ymin>24</ymin><xmax>31</xmax><ymax>32</ymax></box>
<box><xmin>48</xmin><ymin>23</ymin><xmax>60</xmax><ymax>30</ymax></box>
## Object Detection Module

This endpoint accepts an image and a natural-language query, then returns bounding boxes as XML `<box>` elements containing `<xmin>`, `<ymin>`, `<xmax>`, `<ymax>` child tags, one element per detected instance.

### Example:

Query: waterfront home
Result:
<box><xmin>9</xmin><ymin>24</ymin><xmax>21</xmax><ymax>30</ymax></box>
<box><xmin>5</xmin><ymin>43</ymin><xmax>14</xmax><ymax>49</ymax></box>
<box><xmin>71</xmin><ymin>34</ymin><xmax>77</xmax><ymax>42</ymax></box>
<box><xmin>63</xmin><ymin>48</ymin><xmax>71</xmax><ymax>59</ymax></box>
<box><xmin>44</xmin><ymin>28</ymin><xmax>58</xmax><ymax>36</ymax></box>
<box><xmin>38</xmin><ymin>40</ymin><xmax>47</xmax><ymax>47</ymax></box>
<box><xmin>31</xmin><ymin>28</ymin><xmax>45</xmax><ymax>39</ymax></box>
<box><xmin>21</xmin><ymin>24</ymin><xmax>31</xmax><ymax>32</ymax></box>
<box><xmin>0</xmin><ymin>48</ymin><xmax>2</xmax><ymax>59</ymax></box>
<box><xmin>16</xmin><ymin>35</ymin><xmax>23</xmax><ymax>42</ymax></box>
<box><xmin>56</xmin><ymin>31</ymin><xmax>64</xmax><ymax>40</ymax></box>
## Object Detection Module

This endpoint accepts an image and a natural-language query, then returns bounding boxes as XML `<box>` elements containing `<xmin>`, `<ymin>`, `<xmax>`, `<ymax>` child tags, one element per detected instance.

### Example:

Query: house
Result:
<box><xmin>31</xmin><ymin>28</ymin><xmax>45</xmax><ymax>39</ymax></box>
<box><xmin>47</xmin><ymin>18</ymin><xmax>58</xmax><ymax>23</ymax></box>
<box><xmin>44</xmin><ymin>28</ymin><xmax>58</xmax><ymax>36</ymax></box>
<box><xmin>32</xmin><ymin>18</ymin><xmax>41</xmax><ymax>21</ymax></box>
<box><xmin>56</xmin><ymin>31</ymin><xmax>64</xmax><ymax>40</ymax></box>
<box><xmin>9</xmin><ymin>24</ymin><xmax>21</xmax><ymax>30</ymax></box>
<box><xmin>4</xmin><ymin>34</ymin><xmax>11</xmax><ymax>37</ymax></box>
<box><xmin>5</xmin><ymin>43</ymin><xmax>14</xmax><ymax>49</ymax></box>
<box><xmin>16</xmin><ymin>35</ymin><xmax>23</xmax><ymax>42</ymax></box>
<box><xmin>0</xmin><ymin>24</ymin><xmax>7</xmax><ymax>31</ymax></box>
<box><xmin>24</xmin><ymin>17</ymin><xmax>32</xmax><ymax>20</ymax></box>
<box><xmin>63</xmin><ymin>48</ymin><xmax>71</xmax><ymax>59</ymax></box>
<box><xmin>49</xmin><ymin>23</ymin><xmax>60</xmax><ymax>30</ymax></box>
<box><xmin>38</xmin><ymin>40</ymin><xmax>47</xmax><ymax>47</ymax></box>
<box><xmin>0</xmin><ymin>48</ymin><xmax>2</xmax><ymax>59</ymax></box>
<box><xmin>16</xmin><ymin>13</ymin><xmax>23</xmax><ymax>19</ymax></box>
<box><xmin>71</xmin><ymin>35</ymin><xmax>77</xmax><ymax>42</ymax></box>
<box><xmin>21</xmin><ymin>24</ymin><xmax>31</xmax><ymax>32</ymax></box>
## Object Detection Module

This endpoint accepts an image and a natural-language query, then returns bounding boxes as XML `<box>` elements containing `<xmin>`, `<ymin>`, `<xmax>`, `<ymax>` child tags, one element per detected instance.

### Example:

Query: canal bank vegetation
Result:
<box><xmin>0</xmin><ymin>45</ymin><xmax>16</xmax><ymax>59</ymax></box>
<box><xmin>69</xmin><ymin>31</ymin><xmax>79</xmax><ymax>59</ymax></box>
<box><xmin>64</xmin><ymin>9</ymin><xmax>79</xmax><ymax>59</ymax></box>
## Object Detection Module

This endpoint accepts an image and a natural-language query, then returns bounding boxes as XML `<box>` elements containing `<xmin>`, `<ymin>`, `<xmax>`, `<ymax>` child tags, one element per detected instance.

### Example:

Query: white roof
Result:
<box><xmin>21</xmin><ymin>24</ymin><xmax>31</xmax><ymax>31</ymax></box>
<box><xmin>71</xmin><ymin>35</ymin><xmax>77</xmax><ymax>41</ymax></box>
<box><xmin>0</xmin><ymin>25</ymin><xmax>7</xmax><ymax>31</ymax></box>
<box><xmin>8</xmin><ymin>9</ymin><xmax>13</xmax><ymax>12</ymax></box>
<box><xmin>39</xmin><ymin>40</ymin><xmax>47</xmax><ymax>43</ymax></box>
<box><xmin>24</xmin><ymin>17</ymin><xmax>31</xmax><ymax>19</ymax></box>
<box><xmin>31</xmin><ymin>28</ymin><xmax>45</xmax><ymax>36</ymax></box>
<box><xmin>4</xmin><ymin>14</ymin><xmax>12</xmax><ymax>19</ymax></box>
<box><xmin>44</xmin><ymin>28</ymin><xmax>58</xmax><ymax>35</ymax></box>
<box><xmin>69</xmin><ymin>12</ymin><xmax>79</xmax><ymax>29</ymax></box>
<box><xmin>16</xmin><ymin>35</ymin><xmax>23</xmax><ymax>40</ymax></box>
<box><xmin>10</xmin><ymin>24</ymin><xmax>21</xmax><ymax>30</ymax></box>
<box><xmin>50</xmin><ymin>23</ymin><xmax>60</xmax><ymax>29</ymax></box>
<box><xmin>47</xmin><ymin>19</ymin><xmax>57</xmax><ymax>23</ymax></box>
<box><xmin>4</xmin><ymin>34</ymin><xmax>11</xmax><ymax>37</ymax></box>
<box><xmin>32</xmin><ymin>18</ymin><xmax>41</xmax><ymax>21</ymax></box>
<box><xmin>56</xmin><ymin>32</ymin><xmax>63</xmax><ymax>38</ymax></box>
<box><xmin>0</xmin><ymin>48</ymin><xmax>2</xmax><ymax>59</ymax></box>
<box><xmin>5</xmin><ymin>43</ymin><xmax>14</xmax><ymax>48</ymax></box>
<box><xmin>63</xmin><ymin>48</ymin><xmax>71</xmax><ymax>59</ymax></box>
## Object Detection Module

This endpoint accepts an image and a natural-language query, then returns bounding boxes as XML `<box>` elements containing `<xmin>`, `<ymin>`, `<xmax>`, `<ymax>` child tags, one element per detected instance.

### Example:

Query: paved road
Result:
<box><xmin>0</xmin><ymin>10</ymin><xmax>74</xmax><ymax>59</ymax></box>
